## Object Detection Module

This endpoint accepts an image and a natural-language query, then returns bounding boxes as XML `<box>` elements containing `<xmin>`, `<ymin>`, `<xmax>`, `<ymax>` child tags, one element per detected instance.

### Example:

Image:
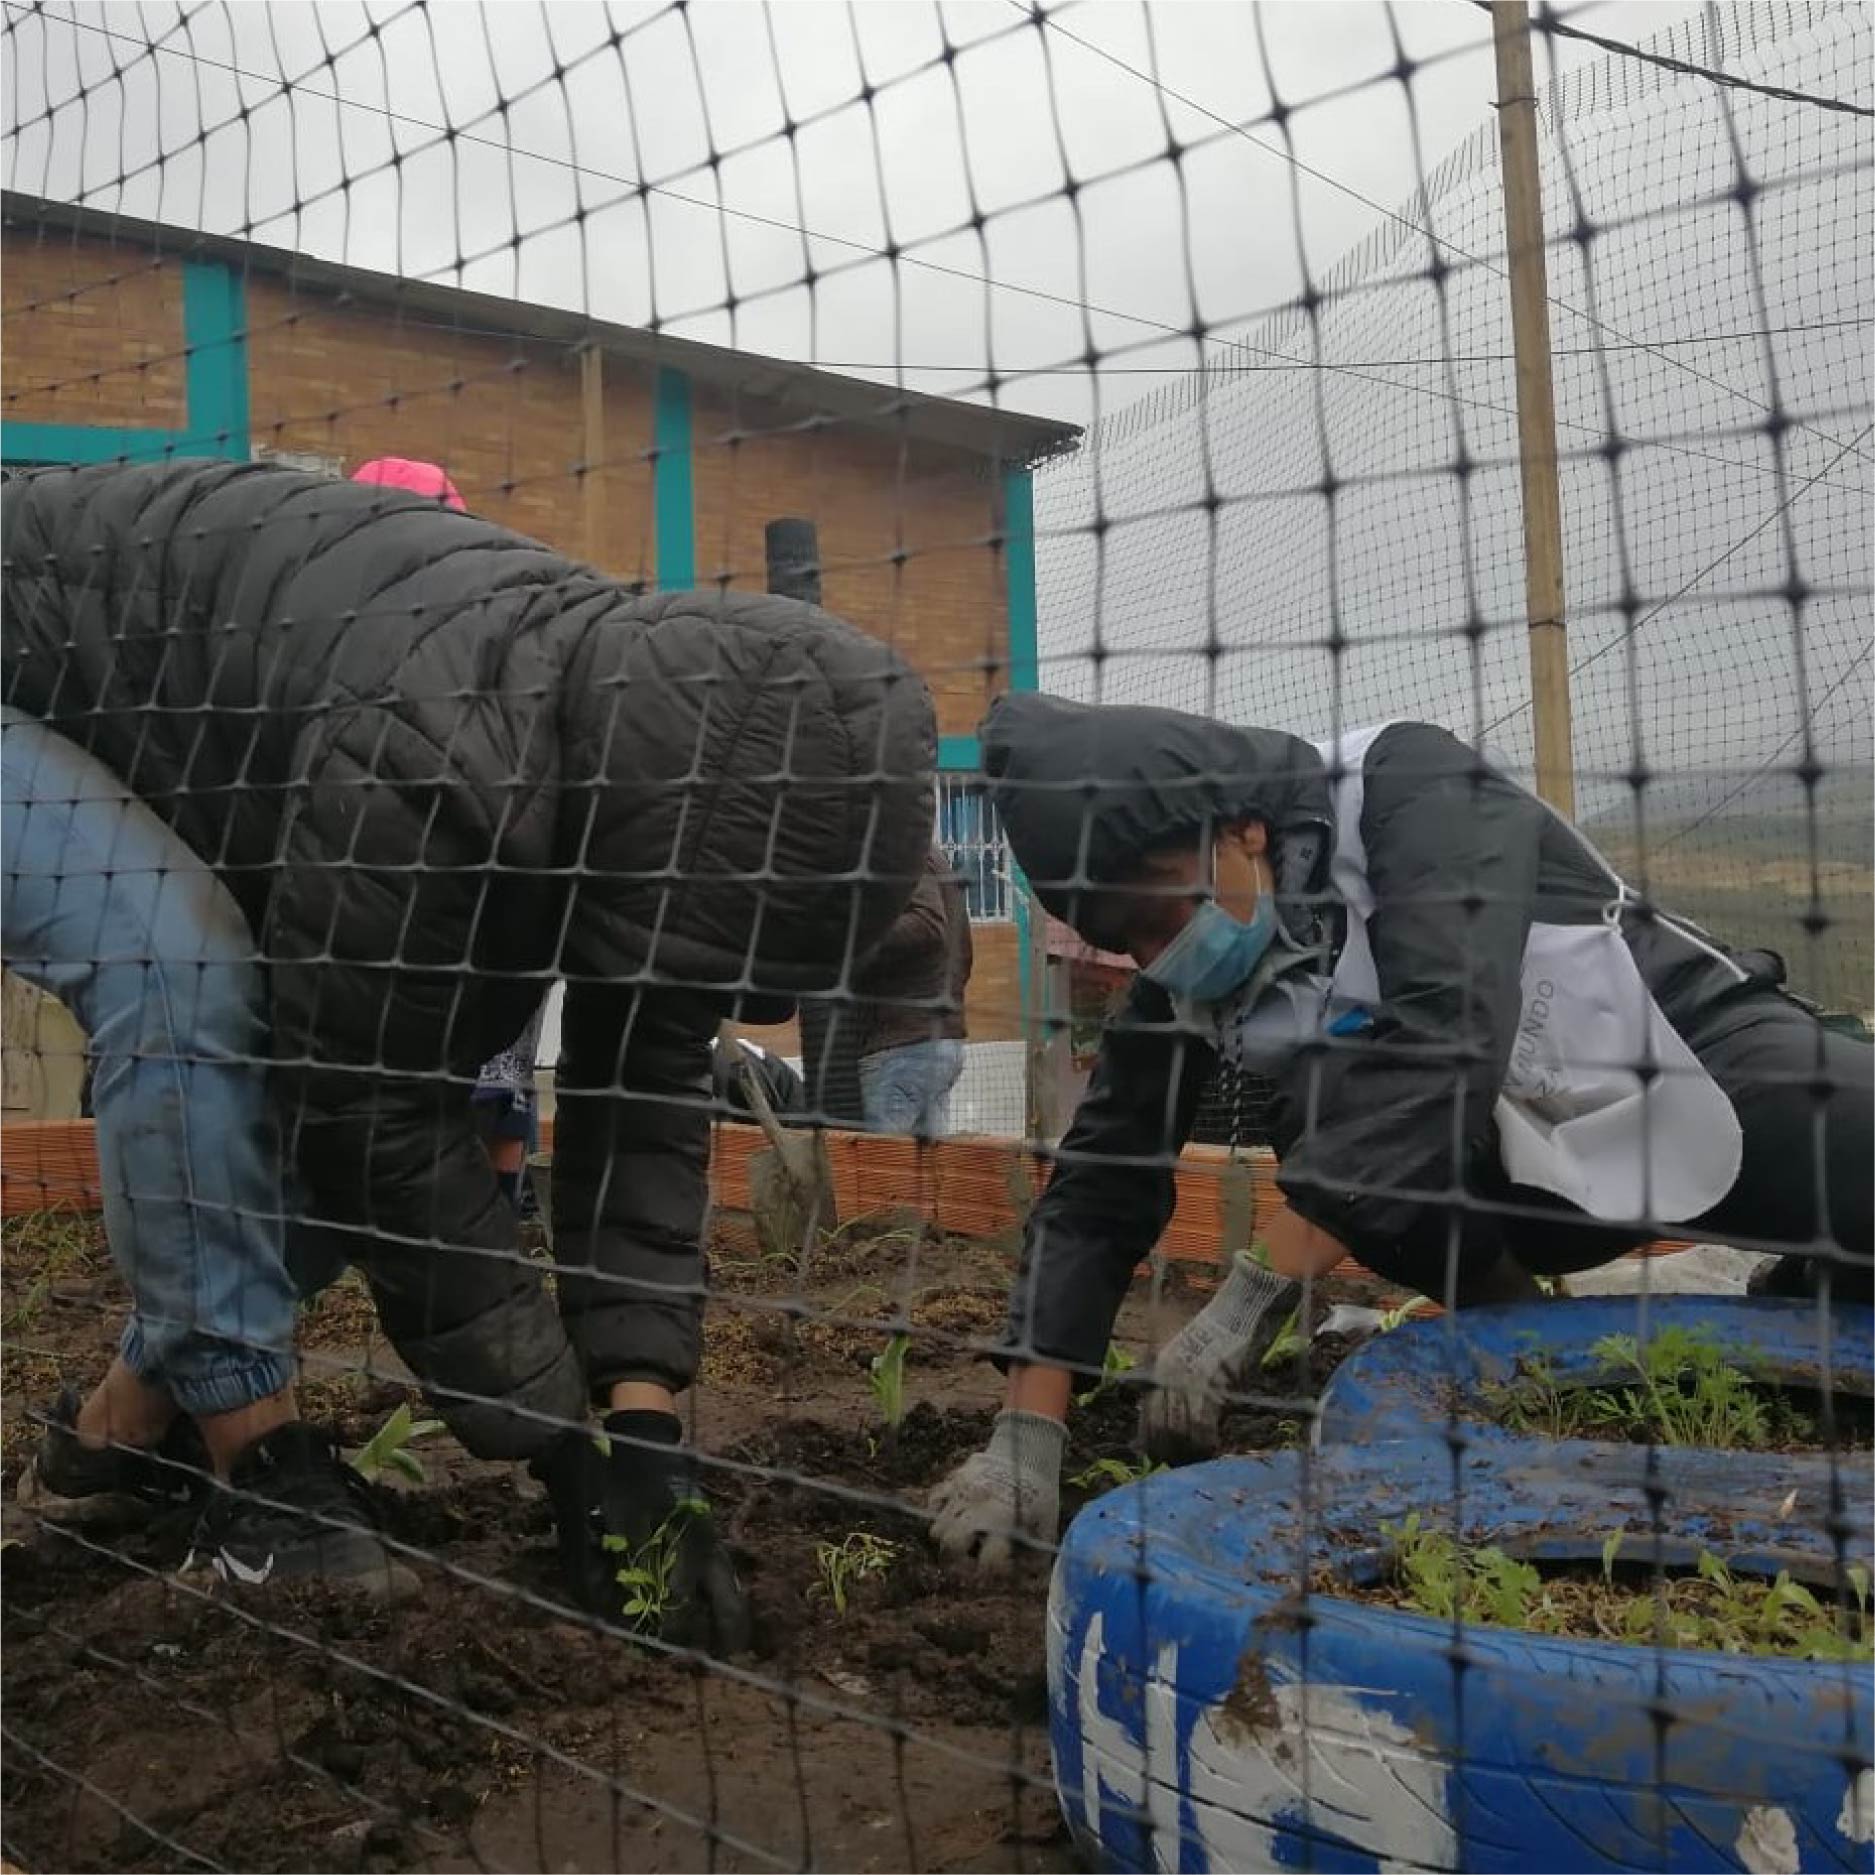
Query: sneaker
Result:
<box><xmin>181</xmin><ymin>1422</ymin><xmax>418</xmax><ymax>1599</ymax></box>
<box><xmin>27</xmin><ymin>1387</ymin><xmax>211</xmax><ymax>1508</ymax></box>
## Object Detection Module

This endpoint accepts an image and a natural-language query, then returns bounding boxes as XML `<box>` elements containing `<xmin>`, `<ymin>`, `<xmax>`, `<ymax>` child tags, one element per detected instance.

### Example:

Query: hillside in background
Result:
<box><xmin>1586</xmin><ymin>766</ymin><xmax>1872</xmax><ymax>1012</ymax></box>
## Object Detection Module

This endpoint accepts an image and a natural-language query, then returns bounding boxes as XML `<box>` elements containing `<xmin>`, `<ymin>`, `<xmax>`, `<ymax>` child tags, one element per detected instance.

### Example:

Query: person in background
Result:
<box><xmin>352</xmin><ymin>457</ymin><xmax>544</xmax><ymax>1213</ymax></box>
<box><xmin>853</xmin><ymin>847</ymin><xmax>972</xmax><ymax>1139</ymax></box>
<box><xmin>5</xmin><ymin>459</ymin><xmax>935</xmax><ymax>1647</ymax></box>
<box><xmin>928</xmin><ymin>693</ymin><xmax>1872</xmax><ymax>1567</ymax></box>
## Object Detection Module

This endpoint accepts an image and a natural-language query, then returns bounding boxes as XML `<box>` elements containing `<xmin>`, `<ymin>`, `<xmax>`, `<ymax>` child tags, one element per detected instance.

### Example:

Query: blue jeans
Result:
<box><xmin>859</xmin><ymin>1038</ymin><xmax>965</xmax><ymax>1139</ymax></box>
<box><xmin>1</xmin><ymin>709</ymin><xmax>296</xmax><ymax>1416</ymax></box>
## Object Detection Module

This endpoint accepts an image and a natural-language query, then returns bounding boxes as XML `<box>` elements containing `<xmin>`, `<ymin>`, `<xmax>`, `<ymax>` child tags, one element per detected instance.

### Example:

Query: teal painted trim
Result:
<box><xmin>1001</xmin><ymin>466</ymin><xmax>1039</xmax><ymax>1041</ymax></box>
<box><xmin>3</xmin><ymin>259</ymin><xmax>250</xmax><ymax>466</ymax></box>
<box><xmin>2</xmin><ymin>423</ymin><xmax>189</xmax><ymax>464</ymax></box>
<box><xmin>653</xmin><ymin>367</ymin><xmax>695</xmax><ymax>590</ymax></box>
<box><xmin>180</xmin><ymin>261</ymin><xmax>249</xmax><ymax>458</ymax></box>
<box><xmin>938</xmin><ymin>734</ymin><xmax>981</xmax><ymax>771</ymax></box>
<box><xmin>1002</xmin><ymin>466</ymin><xmax>1038</xmax><ymax>693</ymax></box>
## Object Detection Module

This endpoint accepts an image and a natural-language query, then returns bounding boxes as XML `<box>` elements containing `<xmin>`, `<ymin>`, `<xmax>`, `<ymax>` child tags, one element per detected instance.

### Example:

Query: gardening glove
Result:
<box><xmin>1139</xmin><ymin>1255</ymin><xmax>1302</xmax><ymax>1465</ymax></box>
<box><xmin>530</xmin><ymin>1409</ymin><xmax>752</xmax><ymax>1656</ymax></box>
<box><xmin>927</xmin><ymin>1410</ymin><xmax>1067</xmax><ymax>1568</ymax></box>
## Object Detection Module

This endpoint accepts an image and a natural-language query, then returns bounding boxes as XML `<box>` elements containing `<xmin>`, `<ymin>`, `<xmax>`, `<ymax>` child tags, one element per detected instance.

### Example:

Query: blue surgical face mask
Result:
<box><xmin>1143</xmin><ymin>885</ymin><xmax>1279</xmax><ymax>1004</ymax></box>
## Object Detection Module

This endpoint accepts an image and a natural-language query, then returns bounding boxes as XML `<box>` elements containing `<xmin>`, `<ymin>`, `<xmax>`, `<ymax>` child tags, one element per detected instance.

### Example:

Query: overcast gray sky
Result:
<box><xmin>5</xmin><ymin>0</ymin><xmax>1868</xmax><ymax>830</ymax></box>
<box><xmin>4</xmin><ymin>0</ymin><xmax>1721</xmax><ymax>427</ymax></box>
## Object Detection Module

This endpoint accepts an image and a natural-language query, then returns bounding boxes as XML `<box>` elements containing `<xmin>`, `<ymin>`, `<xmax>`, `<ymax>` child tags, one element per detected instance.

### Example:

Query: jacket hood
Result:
<box><xmin>562</xmin><ymin>589</ymin><xmax>936</xmax><ymax>1013</ymax></box>
<box><xmin>980</xmin><ymin>692</ymin><xmax>1333</xmax><ymax>946</ymax></box>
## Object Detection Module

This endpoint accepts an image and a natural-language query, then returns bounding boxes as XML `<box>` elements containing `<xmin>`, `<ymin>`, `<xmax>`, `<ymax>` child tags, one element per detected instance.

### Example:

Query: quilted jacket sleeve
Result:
<box><xmin>1273</xmin><ymin>721</ymin><xmax>1546</xmax><ymax>1258</ymax></box>
<box><xmin>1002</xmin><ymin>978</ymin><xmax>1214</xmax><ymax>1372</ymax></box>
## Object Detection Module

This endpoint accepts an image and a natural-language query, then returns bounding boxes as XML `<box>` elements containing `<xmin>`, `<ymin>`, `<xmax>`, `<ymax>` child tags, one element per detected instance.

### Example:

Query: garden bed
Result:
<box><xmin>1486</xmin><ymin>1323</ymin><xmax>1874</xmax><ymax>1451</ymax></box>
<box><xmin>1317</xmin><ymin>1294</ymin><xmax>1875</xmax><ymax>1454</ymax></box>
<box><xmin>1341</xmin><ymin>1510</ymin><xmax>1871</xmax><ymax>1661</ymax></box>
<box><xmin>0</xmin><ymin>1207</ymin><xmax>1381</xmax><ymax>1873</ymax></box>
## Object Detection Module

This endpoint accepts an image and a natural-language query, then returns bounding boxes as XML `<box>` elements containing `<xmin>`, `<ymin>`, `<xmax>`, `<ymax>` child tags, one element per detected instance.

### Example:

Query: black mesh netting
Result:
<box><xmin>2</xmin><ymin>3</ymin><xmax>1869</xmax><ymax>1871</ymax></box>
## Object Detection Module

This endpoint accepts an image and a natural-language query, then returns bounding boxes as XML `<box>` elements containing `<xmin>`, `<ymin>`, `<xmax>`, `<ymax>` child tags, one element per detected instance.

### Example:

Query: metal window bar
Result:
<box><xmin>935</xmin><ymin>775</ymin><xmax>1013</xmax><ymax>923</ymax></box>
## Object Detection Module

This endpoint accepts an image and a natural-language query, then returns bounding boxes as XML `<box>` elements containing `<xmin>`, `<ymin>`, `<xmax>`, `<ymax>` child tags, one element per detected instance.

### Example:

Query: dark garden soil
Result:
<box><xmin>0</xmin><ymin>1207</ymin><xmax>1386</xmax><ymax>1874</ymax></box>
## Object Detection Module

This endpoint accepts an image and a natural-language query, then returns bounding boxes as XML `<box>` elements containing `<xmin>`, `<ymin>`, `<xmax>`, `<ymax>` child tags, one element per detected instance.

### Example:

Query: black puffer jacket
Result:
<box><xmin>3</xmin><ymin>461</ymin><xmax>934</xmax><ymax>1453</ymax></box>
<box><xmin>983</xmin><ymin>698</ymin><xmax>1770</xmax><ymax>1370</ymax></box>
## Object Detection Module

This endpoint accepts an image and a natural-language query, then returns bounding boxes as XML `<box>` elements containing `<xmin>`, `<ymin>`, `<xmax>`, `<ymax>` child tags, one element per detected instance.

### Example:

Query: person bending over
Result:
<box><xmin>929</xmin><ymin>695</ymin><xmax>1871</xmax><ymax>1565</ymax></box>
<box><xmin>4</xmin><ymin>460</ymin><xmax>934</xmax><ymax>1646</ymax></box>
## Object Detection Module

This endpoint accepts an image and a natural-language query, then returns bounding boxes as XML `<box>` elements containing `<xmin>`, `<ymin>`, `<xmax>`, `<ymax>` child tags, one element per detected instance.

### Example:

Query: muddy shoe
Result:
<box><xmin>182</xmin><ymin>1423</ymin><xmax>418</xmax><ymax>1600</ymax></box>
<box><xmin>25</xmin><ymin>1388</ymin><xmax>210</xmax><ymax>1508</ymax></box>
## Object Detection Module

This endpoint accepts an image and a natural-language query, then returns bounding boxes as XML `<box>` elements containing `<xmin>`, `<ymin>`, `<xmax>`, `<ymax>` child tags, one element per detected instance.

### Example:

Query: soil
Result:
<box><xmin>0</xmin><ymin>1207</ymin><xmax>1385</xmax><ymax>1874</ymax></box>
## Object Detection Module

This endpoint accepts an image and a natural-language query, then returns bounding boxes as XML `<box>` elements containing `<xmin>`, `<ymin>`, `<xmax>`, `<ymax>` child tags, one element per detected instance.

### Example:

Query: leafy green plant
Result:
<box><xmin>1259</xmin><ymin>1305</ymin><xmax>1308</xmax><ymax>1371</ymax></box>
<box><xmin>1493</xmin><ymin>1326</ymin><xmax>1800</xmax><ymax>1449</ymax></box>
<box><xmin>602</xmin><ymin>1498</ymin><xmax>708</xmax><ymax>1632</ymax></box>
<box><xmin>1069</xmin><ymin>1454</ymin><xmax>1165</xmax><ymax>1492</ymax></box>
<box><xmin>347</xmin><ymin>1402</ymin><xmax>444</xmax><ymax>1484</ymax></box>
<box><xmin>1377</xmin><ymin>1296</ymin><xmax>1434</xmax><ymax>1332</ymax></box>
<box><xmin>868</xmin><ymin>1333</ymin><xmax>910</xmax><ymax>1434</ymax></box>
<box><xmin>812</xmin><ymin>1531</ymin><xmax>898</xmax><ymax>1613</ymax></box>
<box><xmin>1075</xmin><ymin>1343</ymin><xmax>1139</xmax><ymax>1407</ymax></box>
<box><xmin>1386</xmin><ymin>1512</ymin><xmax>1542</xmax><ymax>1629</ymax></box>
<box><xmin>1381</xmin><ymin>1515</ymin><xmax>1871</xmax><ymax>1662</ymax></box>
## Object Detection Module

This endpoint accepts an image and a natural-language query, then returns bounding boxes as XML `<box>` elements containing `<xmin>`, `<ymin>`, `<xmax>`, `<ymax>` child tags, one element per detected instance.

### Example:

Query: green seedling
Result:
<box><xmin>868</xmin><ymin>1333</ymin><xmax>910</xmax><ymax>1434</ymax></box>
<box><xmin>813</xmin><ymin>1531</ymin><xmax>898</xmax><ymax>1614</ymax></box>
<box><xmin>602</xmin><ymin>1497</ymin><xmax>708</xmax><ymax>1632</ymax></box>
<box><xmin>1494</xmin><ymin>1325</ymin><xmax>1799</xmax><ymax>1450</ymax></box>
<box><xmin>1259</xmin><ymin>1305</ymin><xmax>1308</xmax><ymax>1371</ymax></box>
<box><xmin>1069</xmin><ymin>1454</ymin><xmax>1165</xmax><ymax>1492</ymax></box>
<box><xmin>1075</xmin><ymin>1343</ymin><xmax>1139</xmax><ymax>1407</ymax></box>
<box><xmin>347</xmin><ymin>1402</ymin><xmax>444</xmax><ymax>1485</ymax></box>
<box><xmin>1377</xmin><ymin>1296</ymin><xmax>1434</xmax><ymax>1332</ymax></box>
<box><xmin>1386</xmin><ymin>1512</ymin><xmax>1542</xmax><ymax>1629</ymax></box>
<box><xmin>1382</xmin><ymin>1514</ymin><xmax>1871</xmax><ymax>1662</ymax></box>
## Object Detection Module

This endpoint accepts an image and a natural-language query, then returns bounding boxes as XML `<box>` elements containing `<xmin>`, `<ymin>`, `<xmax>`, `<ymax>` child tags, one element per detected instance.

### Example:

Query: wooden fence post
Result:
<box><xmin>1492</xmin><ymin>0</ymin><xmax>1576</xmax><ymax>816</ymax></box>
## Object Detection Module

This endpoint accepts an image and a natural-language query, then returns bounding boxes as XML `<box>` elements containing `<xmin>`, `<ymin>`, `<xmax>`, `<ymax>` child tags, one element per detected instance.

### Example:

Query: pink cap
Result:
<box><xmin>351</xmin><ymin>457</ymin><xmax>467</xmax><ymax>512</ymax></box>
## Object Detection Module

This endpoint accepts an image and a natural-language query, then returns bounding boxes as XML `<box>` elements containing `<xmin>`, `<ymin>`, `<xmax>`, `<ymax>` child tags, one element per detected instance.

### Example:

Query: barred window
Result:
<box><xmin>935</xmin><ymin>776</ymin><xmax>1012</xmax><ymax>923</ymax></box>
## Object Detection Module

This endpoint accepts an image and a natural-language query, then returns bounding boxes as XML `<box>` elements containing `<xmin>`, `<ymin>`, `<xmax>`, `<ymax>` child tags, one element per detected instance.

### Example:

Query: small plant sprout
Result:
<box><xmin>1602</xmin><ymin>1529</ymin><xmax>1624</xmax><ymax>1584</ymax></box>
<box><xmin>602</xmin><ymin>1498</ymin><xmax>708</xmax><ymax>1632</ymax></box>
<box><xmin>1068</xmin><ymin>1454</ymin><xmax>1165</xmax><ymax>1492</ymax></box>
<box><xmin>347</xmin><ymin>1402</ymin><xmax>444</xmax><ymax>1485</ymax></box>
<box><xmin>1488</xmin><ymin>1324</ymin><xmax>1812</xmax><ymax>1450</ymax></box>
<box><xmin>1379</xmin><ymin>1515</ymin><xmax>1871</xmax><ymax>1662</ymax></box>
<box><xmin>1259</xmin><ymin>1305</ymin><xmax>1308</xmax><ymax>1371</ymax></box>
<box><xmin>813</xmin><ymin>1532</ymin><xmax>898</xmax><ymax>1613</ymax></box>
<box><xmin>868</xmin><ymin>1332</ymin><xmax>910</xmax><ymax>1434</ymax></box>
<box><xmin>1075</xmin><ymin>1343</ymin><xmax>1139</xmax><ymax>1407</ymax></box>
<box><xmin>1377</xmin><ymin>1296</ymin><xmax>1434</xmax><ymax>1332</ymax></box>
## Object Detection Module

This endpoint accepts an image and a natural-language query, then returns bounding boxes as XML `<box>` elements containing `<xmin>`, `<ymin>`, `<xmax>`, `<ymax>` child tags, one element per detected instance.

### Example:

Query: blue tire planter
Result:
<box><xmin>1048</xmin><ymin>1439</ymin><xmax>1873</xmax><ymax>1873</ymax></box>
<box><xmin>1316</xmin><ymin>1296</ymin><xmax>1875</xmax><ymax>1450</ymax></box>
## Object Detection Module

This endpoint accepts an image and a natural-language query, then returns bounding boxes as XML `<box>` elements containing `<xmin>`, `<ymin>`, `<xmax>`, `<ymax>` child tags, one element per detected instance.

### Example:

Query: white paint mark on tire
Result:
<box><xmin>1839</xmin><ymin>1768</ymin><xmax>1874</xmax><ymax>1845</ymax></box>
<box><xmin>1736</xmin><ymin>1804</ymin><xmax>1800</xmax><ymax>1874</ymax></box>
<box><xmin>1071</xmin><ymin>1622</ymin><xmax>1456</xmax><ymax>1873</ymax></box>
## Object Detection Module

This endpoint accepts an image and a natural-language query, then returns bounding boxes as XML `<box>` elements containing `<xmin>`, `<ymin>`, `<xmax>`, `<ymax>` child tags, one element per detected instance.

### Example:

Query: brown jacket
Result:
<box><xmin>853</xmin><ymin>849</ymin><xmax>973</xmax><ymax>1056</ymax></box>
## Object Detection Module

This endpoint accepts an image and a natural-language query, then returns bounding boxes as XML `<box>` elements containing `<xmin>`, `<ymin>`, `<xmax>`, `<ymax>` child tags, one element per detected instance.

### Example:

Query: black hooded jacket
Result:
<box><xmin>983</xmin><ymin>695</ymin><xmax>1769</xmax><ymax>1371</ymax></box>
<box><xmin>3</xmin><ymin>462</ymin><xmax>935</xmax><ymax>1449</ymax></box>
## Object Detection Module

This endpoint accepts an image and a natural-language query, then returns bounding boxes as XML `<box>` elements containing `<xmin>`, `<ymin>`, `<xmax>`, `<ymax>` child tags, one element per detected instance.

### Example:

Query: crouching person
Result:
<box><xmin>928</xmin><ymin>695</ymin><xmax>1872</xmax><ymax>1566</ymax></box>
<box><xmin>3</xmin><ymin>460</ymin><xmax>935</xmax><ymax>1647</ymax></box>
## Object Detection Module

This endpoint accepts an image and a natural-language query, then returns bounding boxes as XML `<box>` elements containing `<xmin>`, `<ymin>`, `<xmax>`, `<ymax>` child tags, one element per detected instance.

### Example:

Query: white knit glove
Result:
<box><xmin>1139</xmin><ymin>1256</ymin><xmax>1302</xmax><ymax>1463</ymax></box>
<box><xmin>927</xmin><ymin>1411</ymin><xmax>1068</xmax><ymax>1568</ymax></box>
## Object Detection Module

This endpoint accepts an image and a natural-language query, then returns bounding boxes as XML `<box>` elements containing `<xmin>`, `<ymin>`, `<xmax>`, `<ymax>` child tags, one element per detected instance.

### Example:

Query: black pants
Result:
<box><xmin>1367</xmin><ymin>990</ymin><xmax>1874</xmax><ymax>1306</ymax></box>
